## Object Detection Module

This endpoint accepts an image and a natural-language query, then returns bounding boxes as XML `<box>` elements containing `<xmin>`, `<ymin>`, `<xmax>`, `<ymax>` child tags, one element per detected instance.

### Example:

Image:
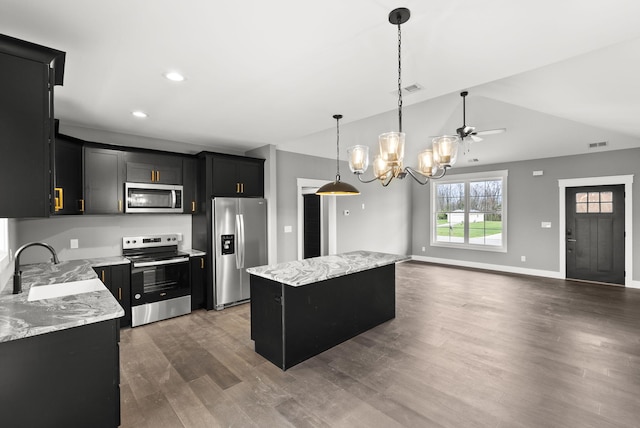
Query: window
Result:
<box><xmin>431</xmin><ymin>170</ymin><xmax>507</xmax><ymax>252</ymax></box>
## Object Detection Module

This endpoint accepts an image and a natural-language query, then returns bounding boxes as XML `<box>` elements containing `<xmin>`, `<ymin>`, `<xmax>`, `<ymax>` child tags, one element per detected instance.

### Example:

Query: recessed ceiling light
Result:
<box><xmin>132</xmin><ymin>111</ymin><xmax>148</xmax><ymax>118</ymax></box>
<box><xmin>164</xmin><ymin>71</ymin><xmax>185</xmax><ymax>82</ymax></box>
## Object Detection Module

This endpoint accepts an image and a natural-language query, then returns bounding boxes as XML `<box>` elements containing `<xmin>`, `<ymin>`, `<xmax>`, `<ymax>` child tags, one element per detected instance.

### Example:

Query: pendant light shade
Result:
<box><xmin>316</xmin><ymin>114</ymin><xmax>360</xmax><ymax>196</ymax></box>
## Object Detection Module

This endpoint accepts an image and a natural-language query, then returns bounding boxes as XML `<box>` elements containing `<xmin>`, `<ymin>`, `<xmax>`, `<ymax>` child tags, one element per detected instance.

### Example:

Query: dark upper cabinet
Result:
<box><xmin>210</xmin><ymin>154</ymin><xmax>264</xmax><ymax>197</ymax></box>
<box><xmin>53</xmin><ymin>134</ymin><xmax>84</xmax><ymax>215</ymax></box>
<box><xmin>84</xmin><ymin>146</ymin><xmax>125</xmax><ymax>214</ymax></box>
<box><xmin>183</xmin><ymin>157</ymin><xmax>198</xmax><ymax>214</ymax></box>
<box><xmin>0</xmin><ymin>35</ymin><xmax>65</xmax><ymax>218</ymax></box>
<box><xmin>94</xmin><ymin>263</ymin><xmax>131</xmax><ymax>327</ymax></box>
<box><xmin>125</xmin><ymin>152</ymin><xmax>183</xmax><ymax>185</ymax></box>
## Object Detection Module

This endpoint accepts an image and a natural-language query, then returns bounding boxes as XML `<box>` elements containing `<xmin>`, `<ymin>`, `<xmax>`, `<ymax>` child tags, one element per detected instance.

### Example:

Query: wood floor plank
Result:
<box><xmin>119</xmin><ymin>261</ymin><xmax>640</xmax><ymax>427</ymax></box>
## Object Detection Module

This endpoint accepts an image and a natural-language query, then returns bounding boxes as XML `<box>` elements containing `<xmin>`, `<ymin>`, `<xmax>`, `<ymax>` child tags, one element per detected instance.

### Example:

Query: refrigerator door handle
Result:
<box><xmin>238</xmin><ymin>213</ymin><xmax>246</xmax><ymax>268</ymax></box>
<box><xmin>235</xmin><ymin>214</ymin><xmax>242</xmax><ymax>269</ymax></box>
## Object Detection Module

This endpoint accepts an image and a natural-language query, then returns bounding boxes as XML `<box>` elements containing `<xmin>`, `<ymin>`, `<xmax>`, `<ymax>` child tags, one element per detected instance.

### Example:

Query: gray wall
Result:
<box><xmin>276</xmin><ymin>150</ymin><xmax>411</xmax><ymax>263</ymax></box>
<box><xmin>411</xmin><ymin>147</ymin><xmax>640</xmax><ymax>281</ymax></box>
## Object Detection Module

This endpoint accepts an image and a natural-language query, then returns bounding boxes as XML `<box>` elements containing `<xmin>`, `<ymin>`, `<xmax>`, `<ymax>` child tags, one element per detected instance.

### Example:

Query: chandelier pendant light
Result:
<box><xmin>347</xmin><ymin>7</ymin><xmax>459</xmax><ymax>186</ymax></box>
<box><xmin>316</xmin><ymin>114</ymin><xmax>360</xmax><ymax>196</ymax></box>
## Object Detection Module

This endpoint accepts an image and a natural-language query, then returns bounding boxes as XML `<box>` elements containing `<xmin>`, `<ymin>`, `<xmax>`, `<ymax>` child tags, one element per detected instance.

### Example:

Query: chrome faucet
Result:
<box><xmin>13</xmin><ymin>242</ymin><xmax>60</xmax><ymax>294</ymax></box>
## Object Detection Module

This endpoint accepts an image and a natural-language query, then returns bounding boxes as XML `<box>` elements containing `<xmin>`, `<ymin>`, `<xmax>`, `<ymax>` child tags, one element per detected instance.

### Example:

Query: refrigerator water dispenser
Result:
<box><xmin>221</xmin><ymin>235</ymin><xmax>235</xmax><ymax>255</ymax></box>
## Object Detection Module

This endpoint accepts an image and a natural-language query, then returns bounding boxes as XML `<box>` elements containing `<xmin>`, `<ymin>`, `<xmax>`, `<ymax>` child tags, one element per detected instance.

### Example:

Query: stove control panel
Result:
<box><xmin>123</xmin><ymin>233</ymin><xmax>180</xmax><ymax>250</ymax></box>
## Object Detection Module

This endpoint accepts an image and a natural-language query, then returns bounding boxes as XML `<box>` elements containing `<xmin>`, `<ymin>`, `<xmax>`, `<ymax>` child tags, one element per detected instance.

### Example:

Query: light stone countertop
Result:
<box><xmin>246</xmin><ymin>250</ymin><xmax>409</xmax><ymax>287</ymax></box>
<box><xmin>0</xmin><ymin>257</ymin><xmax>129</xmax><ymax>343</ymax></box>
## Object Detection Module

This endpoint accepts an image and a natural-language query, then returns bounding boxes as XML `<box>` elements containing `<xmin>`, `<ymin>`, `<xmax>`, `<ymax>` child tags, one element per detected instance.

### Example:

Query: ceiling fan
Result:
<box><xmin>456</xmin><ymin>91</ymin><xmax>505</xmax><ymax>144</ymax></box>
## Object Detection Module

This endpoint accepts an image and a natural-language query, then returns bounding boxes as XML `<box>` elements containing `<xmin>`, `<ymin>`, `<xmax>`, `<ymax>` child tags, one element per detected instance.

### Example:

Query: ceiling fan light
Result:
<box><xmin>433</xmin><ymin>135</ymin><xmax>460</xmax><ymax>167</ymax></box>
<box><xmin>379</xmin><ymin>132</ymin><xmax>405</xmax><ymax>164</ymax></box>
<box><xmin>348</xmin><ymin>145</ymin><xmax>369</xmax><ymax>174</ymax></box>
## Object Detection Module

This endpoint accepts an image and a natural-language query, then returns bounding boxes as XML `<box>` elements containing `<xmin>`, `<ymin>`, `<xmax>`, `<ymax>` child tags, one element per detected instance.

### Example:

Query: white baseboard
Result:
<box><xmin>411</xmin><ymin>255</ymin><xmax>563</xmax><ymax>280</ymax></box>
<box><xmin>627</xmin><ymin>280</ymin><xmax>640</xmax><ymax>289</ymax></box>
<box><xmin>411</xmin><ymin>255</ymin><xmax>640</xmax><ymax>289</ymax></box>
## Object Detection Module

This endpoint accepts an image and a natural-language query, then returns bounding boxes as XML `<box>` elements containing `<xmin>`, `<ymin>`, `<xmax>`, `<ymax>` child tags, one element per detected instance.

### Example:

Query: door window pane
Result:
<box><xmin>575</xmin><ymin>191</ymin><xmax>614</xmax><ymax>214</ymax></box>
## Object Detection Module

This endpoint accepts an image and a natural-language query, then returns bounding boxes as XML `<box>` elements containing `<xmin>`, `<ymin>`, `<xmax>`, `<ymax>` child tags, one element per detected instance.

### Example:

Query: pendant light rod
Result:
<box><xmin>333</xmin><ymin>114</ymin><xmax>343</xmax><ymax>181</ymax></box>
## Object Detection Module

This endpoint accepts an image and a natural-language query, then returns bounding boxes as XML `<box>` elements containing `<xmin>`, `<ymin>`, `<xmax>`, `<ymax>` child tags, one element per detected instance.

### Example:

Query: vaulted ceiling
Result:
<box><xmin>3</xmin><ymin>0</ymin><xmax>640</xmax><ymax>165</ymax></box>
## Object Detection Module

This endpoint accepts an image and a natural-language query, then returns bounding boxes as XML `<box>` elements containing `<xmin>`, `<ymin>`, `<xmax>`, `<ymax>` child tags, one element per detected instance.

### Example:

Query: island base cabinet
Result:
<box><xmin>0</xmin><ymin>319</ymin><xmax>120</xmax><ymax>428</ymax></box>
<box><xmin>250</xmin><ymin>264</ymin><xmax>396</xmax><ymax>370</ymax></box>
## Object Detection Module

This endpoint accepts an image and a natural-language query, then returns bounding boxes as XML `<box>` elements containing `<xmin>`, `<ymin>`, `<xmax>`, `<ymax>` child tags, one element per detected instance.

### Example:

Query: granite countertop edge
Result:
<box><xmin>246</xmin><ymin>250</ymin><xmax>410</xmax><ymax>287</ymax></box>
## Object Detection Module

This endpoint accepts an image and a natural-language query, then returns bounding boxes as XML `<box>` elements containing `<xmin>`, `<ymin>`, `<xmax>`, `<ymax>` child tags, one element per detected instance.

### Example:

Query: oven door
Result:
<box><xmin>131</xmin><ymin>259</ymin><xmax>190</xmax><ymax>305</ymax></box>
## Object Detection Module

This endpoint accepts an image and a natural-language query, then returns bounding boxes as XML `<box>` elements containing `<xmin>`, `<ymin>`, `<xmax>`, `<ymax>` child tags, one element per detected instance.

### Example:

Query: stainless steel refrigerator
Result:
<box><xmin>212</xmin><ymin>197</ymin><xmax>267</xmax><ymax>310</ymax></box>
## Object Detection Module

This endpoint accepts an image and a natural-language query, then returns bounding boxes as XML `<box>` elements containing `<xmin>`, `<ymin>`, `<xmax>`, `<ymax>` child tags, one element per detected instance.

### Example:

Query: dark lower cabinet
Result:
<box><xmin>94</xmin><ymin>263</ymin><xmax>131</xmax><ymax>327</ymax></box>
<box><xmin>0</xmin><ymin>319</ymin><xmax>120</xmax><ymax>428</ymax></box>
<box><xmin>190</xmin><ymin>255</ymin><xmax>206</xmax><ymax>310</ymax></box>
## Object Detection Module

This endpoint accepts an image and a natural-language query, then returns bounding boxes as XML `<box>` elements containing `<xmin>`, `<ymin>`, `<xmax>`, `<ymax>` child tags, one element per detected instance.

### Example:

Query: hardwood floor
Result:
<box><xmin>119</xmin><ymin>261</ymin><xmax>640</xmax><ymax>427</ymax></box>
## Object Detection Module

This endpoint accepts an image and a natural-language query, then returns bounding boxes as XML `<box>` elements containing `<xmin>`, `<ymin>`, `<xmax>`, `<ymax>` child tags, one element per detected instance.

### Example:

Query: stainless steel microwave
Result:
<box><xmin>125</xmin><ymin>183</ymin><xmax>183</xmax><ymax>213</ymax></box>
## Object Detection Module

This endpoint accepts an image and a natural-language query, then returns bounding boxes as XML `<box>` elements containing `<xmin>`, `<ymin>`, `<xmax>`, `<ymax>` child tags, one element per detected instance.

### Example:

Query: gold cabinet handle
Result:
<box><xmin>151</xmin><ymin>170</ymin><xmax>155</xmax><ymax>182</ymax></box>
<box><xmin>241</xmin><ymin>183</ymin><xmax>244</xmax><ymax>193</ymax></box>
<box><xmin>79</xmin><ymin>199</ymin><xmax>85</xmax><ymax>212</ymax></box>
<box><xmin>101</xmin><ymin>270</ymin><xmax>105</xmax><ymax>282</ymax></box>
<box><xmin>54</xmin><ymin>187</ymin><xmax>63</xmax><ymax>211</ymax></box>
<box><xmin>119</xmin><ymin>200</ymin><xmax>123</xmax><ymax>212</ymax></box>
<box><xmin>118</xmin><ymin>287</ymin><xmax>122</xmax><ymax>300</ymax></box>
<box><xmin>236</xmin><ymin>183</ymin><xmax>240</xmax><ymax>193</ymax></box>
<box><xmin>156</xmin><ymin>170</ymin><xmax>160</xmax><ymax>182</ymax></box>
<box><xmin>191</xmin><ymin>201</ymin><xmax>196</xmax><ymax>212</ymax></box>
<box><xmin>200</xmin><ymin>257</ymin><xmax>204</xmax><ymax>269</ymax></box>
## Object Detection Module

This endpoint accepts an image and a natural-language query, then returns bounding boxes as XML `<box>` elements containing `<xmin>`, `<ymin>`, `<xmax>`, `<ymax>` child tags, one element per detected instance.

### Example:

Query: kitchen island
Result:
<box><xmin>247</xmin><ymin>251</ymin><xmax>409</xmax><ymax>370</ymax></box>
<box><xmin>0</xmin><ymin>258</ymin><xmax>126</xmax><ymax>428</ymax></box>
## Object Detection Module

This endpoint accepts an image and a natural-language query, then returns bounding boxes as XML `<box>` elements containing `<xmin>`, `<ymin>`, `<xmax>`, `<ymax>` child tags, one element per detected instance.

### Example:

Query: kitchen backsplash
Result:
<box><xmin>12</xmin><ymin>214</ymin><xmax>193</xmax><ymax>265</ymax></box>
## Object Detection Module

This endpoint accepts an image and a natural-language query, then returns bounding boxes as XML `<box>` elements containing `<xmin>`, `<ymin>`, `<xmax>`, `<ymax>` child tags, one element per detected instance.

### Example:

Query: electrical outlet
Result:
<box><xmin>541</xmin><ymin>222</ymin><xmax>552</xmax><ymax>228</ymax></box>
<box><xmin>70</xmin><ymin>239</ymin><xmax>79</xmax><ymax>249</ymax></box>
<box><xmin>284</xmin><ymin>225</ymin><xmax>292</xmax><ymax>233</ymax></box>
<box><xmin>521</xmin><ymin>255</ymin><xmax>526</xmax><ymax>262</ymax></box>
<box><xmin>361</xmin><ymin>203</ymin><xmax>365</xmax><ymax>210</ymax></box>
<box><xmin>421</xmin><ymin>246</ymin><xmax>426</xmax><ymax>252</ymax></box>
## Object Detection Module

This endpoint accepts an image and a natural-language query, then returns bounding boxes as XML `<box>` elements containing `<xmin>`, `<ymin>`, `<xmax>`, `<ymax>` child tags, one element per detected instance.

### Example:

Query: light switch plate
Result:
<box><xmin>70</xmin><ymin>239</ymin><xmax>79</xmax><ymax>249</ymax></box>
<box><xmin>284</xmin><ymin>225</ymin><xmax>292</xmax><ymax>233</ymax></box>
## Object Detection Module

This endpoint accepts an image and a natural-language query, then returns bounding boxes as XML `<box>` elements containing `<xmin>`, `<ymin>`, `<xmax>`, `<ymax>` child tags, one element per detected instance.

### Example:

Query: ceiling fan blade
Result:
<box><xmin>469</xmin><ymin>134</ymin><xmax>483</xmax><ymax>143</ymax></box>
<box><xmin>474</xmin><ymin>128</ymin><xmax>506</xmax><ymax>136</ymax></box>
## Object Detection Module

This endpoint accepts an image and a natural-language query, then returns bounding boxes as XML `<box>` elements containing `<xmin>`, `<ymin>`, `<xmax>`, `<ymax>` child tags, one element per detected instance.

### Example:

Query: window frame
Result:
<box><xmin>430</xmin><ymin>169</ymin><xmax>508</xmax><ymax>252</ymax></box>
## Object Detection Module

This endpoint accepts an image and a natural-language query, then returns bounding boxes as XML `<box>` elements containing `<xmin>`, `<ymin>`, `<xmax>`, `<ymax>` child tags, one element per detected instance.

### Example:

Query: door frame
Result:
<box><xmin>297</xmin><ymin>178</ymin><xmax>337</xmax><ymax>260</ymax></box>
<box><xmin>558</xmin><ymin>175</ymin><xmax>633</xmax><ymax>286</ymax></box>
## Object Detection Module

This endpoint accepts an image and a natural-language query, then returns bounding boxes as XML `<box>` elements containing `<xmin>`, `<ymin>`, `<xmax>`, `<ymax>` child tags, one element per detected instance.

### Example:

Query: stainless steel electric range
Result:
<box><xmin>123</xmin><ymin>234</ymin><xmax>191</xmax><ymax>327</ymax></box>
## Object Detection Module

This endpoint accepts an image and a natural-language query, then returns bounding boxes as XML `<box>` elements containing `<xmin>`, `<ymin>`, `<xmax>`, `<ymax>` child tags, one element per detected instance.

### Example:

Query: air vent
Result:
<box><xmin>403</xmin><ymin>83</ymin><xmax>422</xmax><ymax>93</ymax></box>
<box><xmin>391</xmin><ymin>83</ymin><xmax>423</xmax><ymax>96</ymax></box>
<box><xmin>588</xmin><ymin>141</ymin><xmax>608</xmax><ymax>149</ymax></box>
